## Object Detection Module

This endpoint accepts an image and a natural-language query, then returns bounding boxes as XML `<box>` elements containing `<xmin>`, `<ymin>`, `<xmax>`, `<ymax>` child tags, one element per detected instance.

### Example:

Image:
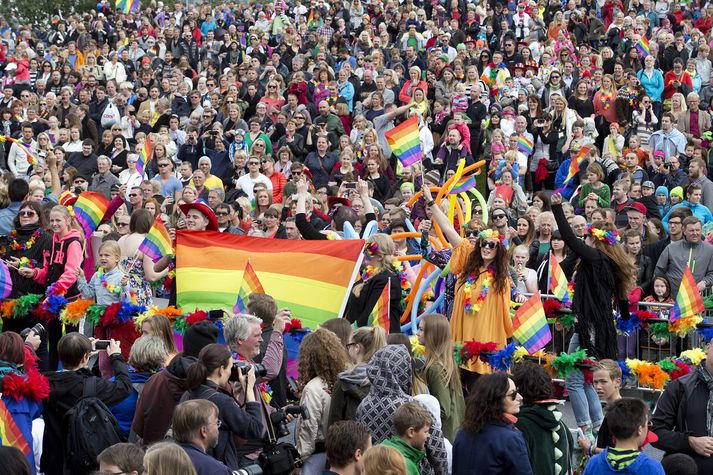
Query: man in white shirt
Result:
<box><xmin>7</xmin><ymin>122</ymin><xmax>38</xmax><ymax>179</ymax></box>
<box><xmin>235</xmin><ymin>157</ymin><xmax>272</xmax><ymax>201</ymax></box>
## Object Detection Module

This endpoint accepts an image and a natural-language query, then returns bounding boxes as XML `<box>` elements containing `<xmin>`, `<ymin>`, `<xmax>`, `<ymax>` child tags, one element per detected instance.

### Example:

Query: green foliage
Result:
<box><xmin>1</xmin><ymin>0</ymin><xmax>102</xmax><ymax>26</ymax></box>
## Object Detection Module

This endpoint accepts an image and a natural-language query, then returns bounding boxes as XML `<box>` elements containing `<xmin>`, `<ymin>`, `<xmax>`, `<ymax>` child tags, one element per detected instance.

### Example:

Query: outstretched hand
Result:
<box><xmin>550</xmin><ymin>193</ymin><xmax>563</xmax><ymax>206</ymax></box>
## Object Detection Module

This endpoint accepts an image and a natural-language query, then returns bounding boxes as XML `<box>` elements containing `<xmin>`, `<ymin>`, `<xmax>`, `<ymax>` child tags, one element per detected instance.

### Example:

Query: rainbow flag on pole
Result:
<box><xmin>513</xmin><ymin>292</ymin><xmax>551</xmax><ymax>353</ymax></box>
<box><xmin>385</xmin><ymin>115</ymin><xmax>422</xmax><ymax>168</ymax></box>
<box><xmin>555</xmin><ymin>146</ymin><xmax>591</xmax><ymax>193</ymax></box>
<box><xmin>176</xmin><ymin>232</ymin><xmax>365</xmax><ymax>329</ymax></box>
<box><xmin>549</xmin><ymin>254</ymin><xmax>571</xmax><ymax>305</ymax></box>
<box><xmin>671</xmin><ymin>265</ymin><xmax>704</xmax><ymax>321</ymax></box>
<box><xmin>635</xmin><ymin>37</ymin><xmax>650</xmax><ymax>57</ymax></box>
<box><xmin>0</xmin><ymin>399</ymin><xmax>30</xmax><ymax>456</ymax></box>
<box><xmin>517</xmin><ymin>135</ymin><xmax>534</xmax><ymax>155</ymax></box>
<box><xmin>73</xmin><ymin>192</ymin><xmax>109</xmax><ymax>237</ymax></box>
<box><xmin>368</xmin><ymin>281</ymin><xmax>390</xmax><ymax>333</ymax></box>
<box><xmin>116</xmin><ymin>0</ymin><xmax>140</xmax><ymax>13</ymax></box>
<box><xmin>136</xmin><ymin>136</ymin><xmax>153</xmax><ymax>175</ymax></box>
<box><xmin>448</xmin><ymin>175</ymin><xmax>476</xmax><ymax>194</ymax></box>
<box><xmin>139</xmin><ymin>217</ymin><xmax>174</xmax><ymax>263</ymax></box>
<box><xmin>233</xmin><ymin>260</ymin><xmax>265</xmax><ymax>314</ymax></box>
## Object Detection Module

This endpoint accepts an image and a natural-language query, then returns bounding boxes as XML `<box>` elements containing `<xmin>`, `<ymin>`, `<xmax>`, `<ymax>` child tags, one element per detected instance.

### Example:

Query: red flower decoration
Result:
<box><xmin>670</xmin><ymin>360</ymin><xmax>691</xmax><ymax>381</ymax></box>
<box><xmin>100</xmin><ymin>303</ymin><xmax>122</xmax><ymax>328</ymax></box>
<box><xmin>634</xmin><ymin>310</ymin><xmax>658</xmax><ymax>328</ymax></box>
<box><xmin>462</xmin><ymin>340</ymin><xmax>498</xmax><ymax>363</ymax></box>
<box><xmin>186</xmin><ymin>310</ymin><xmax>208</xmax><ymax>327</ymax></box>
<box><xmin>284</xmin><ymin>318</ymin><xmax>303</xmax><ymax>333</ymax></box>
<box><xmin>543</xmin><ymin>298</ymin><xmax>563</xmax><ymax>319</ymax></box>
<box><xmin>32</xmin><ymin>305</ymin><xmax>55</xmax><ymax>324</ymax></box>
<box><xmin>582</xmin><ymin>358</ymin><xmax>597</xmax><ymax>385</ymax></box>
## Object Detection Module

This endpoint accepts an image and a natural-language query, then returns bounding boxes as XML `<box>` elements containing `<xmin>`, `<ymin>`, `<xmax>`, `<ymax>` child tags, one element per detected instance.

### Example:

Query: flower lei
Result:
<box><xmin>17</xmin><ymin>257</ymin><xmax>37</xmax><ymax>269</ymax></box>
<box><xmin>586</xmin><ymin>224</ymin><xmax>620</xmax><ymax>245</ymax></box>
<box><xmin>620</xmin><ymin>85</ymin><xmax>640</xmax><ymax>106</ymax></box>
<box><xmin>463</xmin><ymin>265</ymin><xmax>495</xmax><ymax>314</ymax></box>
<box><xmin>8</xmin><ymin>229</ymin><xmax>42</xmax><ymax>251</ymax></box>
<box><xmin>234</xmin><ymin>353</ymin><xmax>273</xmax><ymax>404</ymax></box>
<box><xmin>98</xmin><ymin>268</ymin><xmax>122</xmax><ymax>294</ymax></box>
<box><xmin>600</xmin><ymin>91</ymin><xmax>613</xmax><ymax>110</ymax></box>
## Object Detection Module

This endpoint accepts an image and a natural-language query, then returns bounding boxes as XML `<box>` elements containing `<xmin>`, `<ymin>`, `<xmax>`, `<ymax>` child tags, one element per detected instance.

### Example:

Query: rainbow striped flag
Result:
<box><xmin>139</xmin><ymin>216</ymin><xmax>173</xmax><ymax>263</ymax></box>
<box><xmin>517</xmin><ymin>134</ymin><xmax>534</xmax><ymax>155</ymax></box>
<box><xmin>513</xmin><ymin>292</ymin><xmax>551</xmax><ymax>353</ymax></box>
<box><xmin>558</xmin><ymin>146</ymin><xmax>590</xmax><ymax>190</ymax></box>
<box><xmin>0</xmin><ymin>259</ymin><xmax>11</xmax><ymax>299</ymax></box>
<box><xmin>671</xmin><ymin>265</ymin><xmax>704</xmax><ymax>321</ymax></box>
<box><xmin>635</xmin><ymin>37</ymin><xmax>650</xmax><ymax>57</ymax></box>
<box><xmin>385</xmin><ymin>115</ymin><xmax>422</xmax><ymax>168</ymax></box>
<box><xmin>176</xmin><ymin>232</ymin><xmax>365</xmax><ymax>329</ymax></box>
<box><xmin>116</xmin><ymin>0</ymin><xmax>140</xmax><ymax>13</ymax></box>
<box><xmin>0</xmin><ymin>399</ymin><xmax>30</xmax><ymax>456</ymax></box>
<box><xmin>136</xmin><ymin>136</ymin><xmax>153</xmax><ymax>176</ymax></box>
<box><xmin>448</xmin><ymin>175</ymin><xmax>476</xmax><ymax>194</ymax></box>
<box><xmin>549</xmin><ymin>254</ymin><xmax>571</xmax><ymax>305</ymax></box>
<box><xmin>368</xmin><ymin>281</ymin><xmax>390</xmax><ymax>333</ymax></box>
<box><xmin>1</xmin><ymin>136</ymin><xmax>42</xmax><ymax>170</ymax></box>
<box><xmin>233</xmin><ymin>260</ymin><xmax>265</xmax><ymax>314</ymax></box>
<box><xmin>73</xmin><ymin>191</ymin><xmax>109</xmax><ymax>237</ymax></box>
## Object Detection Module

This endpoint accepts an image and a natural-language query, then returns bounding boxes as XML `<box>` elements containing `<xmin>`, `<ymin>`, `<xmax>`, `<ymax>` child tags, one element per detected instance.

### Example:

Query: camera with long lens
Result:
<box><xmin>229</xmin><ymin>361</ymin><xmax>267</xmax><ymax>381</ymax></box>
<box><xmin>270</xmin><ymin>405</ymin><xmax>310</xmax><ymax>439</ymax></box>
<box><xmin>20</xmin><ymin>323</ymin><xmax>46</xmax><ymax>341</ymax></box>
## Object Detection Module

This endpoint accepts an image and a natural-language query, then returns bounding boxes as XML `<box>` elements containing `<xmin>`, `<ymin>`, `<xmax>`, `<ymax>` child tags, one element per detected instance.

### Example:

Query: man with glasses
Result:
<box><xmin>151</xmin><ymin>158</ymin><xmax>183</xmax><ymax>201</ymax></box>
<box><xmin>643</xmin><ymin>206</ymin><xmax>691</xmax><ymax>266</ymax></box>
<box><xmin>127</xmin><ymin>186</ymin><xmax>145</xmax><ymax>213</ymax></box>
<box><xmin>652</xmin><ymin>155</ymin><xmax>689</xmax><ymax>189</ymax></box>
<box><xmin>215</xmin><ymin>203</ymin><xmax>243</xmax><ymax>235</ymax></box>
<box><xmin>490</xmin><ymin>206</ymin><xmax>520</xmax><ymax>245</ymax></box>
<box><xmin>235</xmin><ymin>157</ymin><xmax>272</xmax><ymax>201</ymax></box>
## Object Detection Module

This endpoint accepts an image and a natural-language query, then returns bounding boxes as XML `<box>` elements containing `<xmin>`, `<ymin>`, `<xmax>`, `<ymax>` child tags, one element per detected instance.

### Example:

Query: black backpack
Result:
<box><xmin>63</xmin><ymin>377</ymin><xmax>126</xmax><ymax>475</ymax></box>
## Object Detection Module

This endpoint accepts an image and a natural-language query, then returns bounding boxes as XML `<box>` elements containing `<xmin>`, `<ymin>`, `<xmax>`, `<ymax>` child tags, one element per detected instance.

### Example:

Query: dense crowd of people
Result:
<box><xmin>1</xmin><ymin>0</ymin><xmax>713</xmax><ymax>473</ymax></box>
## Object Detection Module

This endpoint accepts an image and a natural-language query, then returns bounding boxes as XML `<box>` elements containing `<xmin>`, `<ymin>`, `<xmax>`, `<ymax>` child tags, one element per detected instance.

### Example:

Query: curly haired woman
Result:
<box><xmin>296</xmin><ymin>328</ymin><xmax>349</xmax><ymax>475</ymax></box>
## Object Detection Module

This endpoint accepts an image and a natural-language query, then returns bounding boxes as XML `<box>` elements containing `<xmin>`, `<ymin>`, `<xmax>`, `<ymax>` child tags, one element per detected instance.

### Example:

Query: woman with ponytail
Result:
<box><xmin>550</xmin><ymin>192</ymin><xmax>636</xmax><ymax>442</ymax></box>
<box><xmin>184</xmin><ymin>344</ymin><xmax>263</xmax><ymax>470</ymax></box>
<box><xmin>345</xmin><ymin>233</ymin><xmax>403</xmax><ymax>333</ymax></box>
<box><xmin>0</xmin><ymin>332</ymin><xmax>48</xmax><ymax>474</ymax></box>
<box><xmin>18</xmin><ymin>205</ymin><xmax>84</xmax><ymax>370</ymax></box>
<box><xmin>327</xmin><ymin>326</ymin><xmax>387</xmax><ymax>427</ymax></box>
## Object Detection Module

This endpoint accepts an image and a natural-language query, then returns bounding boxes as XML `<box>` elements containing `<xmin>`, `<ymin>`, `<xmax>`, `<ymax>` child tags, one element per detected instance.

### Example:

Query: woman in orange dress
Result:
<box><xmin>422</xmin><ymin>186</ymin><xmax>513</xmax><ymax>381</ymax></box>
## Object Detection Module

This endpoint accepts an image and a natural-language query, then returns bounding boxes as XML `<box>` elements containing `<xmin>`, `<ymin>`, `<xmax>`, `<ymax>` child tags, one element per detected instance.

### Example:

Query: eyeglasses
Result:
<box><xmin>253</xmin><ymin>143</ymin><xmax>265</xmax><ymax>147</ymax></box>
<box><xmin>207</xmin><ymin>419</ymin><xmax>222</xmax><ymax>428</ymax></box>
<box><xmin>481</xmin><ymin>241</ymin><xmax>498</xmax><ymax>250</ymax></box>
<box><xmin>117</xmin><ymin>222</ymin><xmax>129</xmax><ymax>227</ymax></box>
<box><xmin>505</xmin><ymin>390</ymin><xmax>519</xmax><ymax>401</ymax></box>
<box><xmin>492</xmin><ymin>214</ymin><xmax>507</xmax><ymax>220</ymax></box>
<box><xmin>248</xmin><ymin>162</ymin><xmax>260</xmax><ymax>166</ymax></box>
<box><xmin>74</xmin><ymin>179</ymin><xmax>87</xmax><ymax>184</ymax></box>
<box><xmin>129</xmin><ymin>193</ymin><xmax>139</xmax><ymax>197</ymax></box>
<box><xmin>158</xmin><ymin>163</ymin><xmax>170</xmax><ymax>167</ymax></box>
<box><xmin>215</xmin><ymin>211</ymin><xmax>230</xmax><ymax>216</ymax></box>
<box><xmin>19</xmin><ymin>211</ymin><xmax>37</xmax><ymax>217</ymax></box>
<box><xmin>464</xmin><ymin>230</ymin><xmax>478</xmax><ymax>237</ymax></box>
<box><xmin>292</xmin><ymin>171</ymin><xmax>303</xmax><ymax>175</ymax></box>
<box><xmin>669</xmin><ymin>220</ymin><xmax>682</xmax><ymax>226</ymax></box>
<box><xmin>268</xmin><ymin>85</ymin><xmax>277</xmax><ymax>89</ymax></box>
<box><xmin>474</xmin><ymin>209</ymin><xmax>483</xmax><ymax>215</ymax></box>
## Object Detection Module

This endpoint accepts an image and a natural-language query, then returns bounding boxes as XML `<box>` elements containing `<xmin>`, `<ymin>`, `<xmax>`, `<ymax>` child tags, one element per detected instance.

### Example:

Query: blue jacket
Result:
<box><xmin>554</xmin><ymin>159</ymin><xmax>577</xmax><ymax>200</ymax></box>
<box><xmin>637</xmin><ymin>69</ymin><xmax>665</xmax><ymax>102</ymax></box>
<box><xmin>180</xmin><ymin>443</ymin><xmax>232</xmax><ymax>475</ymax></box>
<box><xmin>583</xmin><ymin>449</ymin><xmax>664</xmax><ymax>475</ymax></box>
<box><xmin>109</xmin><ymin>370</ymin><xmax>152</xmax><ymax>437</ymax></box>
<box><xmin>0</xmin><ymin>201</ymin><xmax>21</xmax><ymax>235</ymax></box>
<box><xmin>662</xmin><ymin>201</ymin><xmax>713</xmax><ymax>231</ymax></box>
<box><xmin>452</xmin><ymin>421</ymin><xmax>534</xmax><ymax>475</ymax></box>
<box><xmin>1</xmin><ymin>396</ymin><xmax>43</xmax><ymax>474</ymax></box>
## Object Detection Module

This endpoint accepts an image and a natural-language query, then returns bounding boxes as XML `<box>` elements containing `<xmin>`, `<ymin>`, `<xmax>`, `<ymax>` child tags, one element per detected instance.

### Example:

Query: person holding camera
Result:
<box><xmin>184</xmin><ymin>343</ymin><xmax>263</xmax><ymax>470</ymax></box>
<box><xmin>41</xmin><ymin>333</ymin><xmax>132</xmax><ymax>475</ymax></box>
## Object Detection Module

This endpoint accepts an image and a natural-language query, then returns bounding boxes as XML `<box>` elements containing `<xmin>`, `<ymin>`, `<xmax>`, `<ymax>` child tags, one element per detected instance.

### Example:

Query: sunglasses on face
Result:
<box><xmin>481</xmin><ymin>241</ymin><xmax>498</xmax><ymax>250</ymax></box>
<box><xmin>19</xmin><ymin>210</ymin><xmax>37</xmax><ymax>217</ymax></box>
<box><xmin>464</xmin><ymin>230</ymin><xmax>478</xmax><ymax>237</ymax></box>
<box><xmin>493</xmin><ymin>214</ymin><xmax>507</xmax><ymax>220</ymax></box>
<box><xmin>158</xmin><ymin>163</ymin><xmax>170</xmax><ymax>167</ymax></box>
<box><xmin>248</xmin><ymin>161</ymin><xmax>260</xmax><ymax>166</ymax></box>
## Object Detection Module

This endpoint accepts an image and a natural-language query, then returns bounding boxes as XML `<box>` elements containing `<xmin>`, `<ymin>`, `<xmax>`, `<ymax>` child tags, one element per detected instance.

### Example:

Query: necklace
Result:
<box><xmin>463</xmin><ymin>266</ymin><xmax>495</xmax><ymax>314</ymax></box>
<box><xmin>9</xmin><ymin>229</ymin><xmax>42</xmax><ymax>251</ymax></box>
<box><xmin>98</xmin><ymin>268</ymin><xmax>122</xmax><ymax>294</ymax></box>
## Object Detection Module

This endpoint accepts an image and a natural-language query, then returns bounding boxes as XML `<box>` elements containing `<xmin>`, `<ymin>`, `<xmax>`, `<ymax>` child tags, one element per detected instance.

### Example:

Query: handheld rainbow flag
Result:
<box><xmin>671</xmin><ymin>265</ymin><xmax>704</xmax><ymax>321</ymax></box>
<box><xmin>177</xmin><ymin>232</ymin><xmax>365</xmax><ymax>329</ymax></box>
<box><xmin>448</xmin><ymin>175</ymin><xmax>476</xmax><ymax>194</ymax></box>
<box><xmin>116</xmin><ymin>0</ymin><xmax>140</xmax><ymax>13</ymax></box>
<box><xmin>517</xmin><ymin>134</ymin><xmax>534</xmax><ymax>155</ymax></box>
<box><xmin>385</xmin><ymin>115</ymin><xmax>422</xmax><ymax>168</ymax></box>
<box><xmin>555</xmin><ymin>146</ymin><xmax>590</xmax><ymax>193</ymax></box>
<box><xmin>0</xmin><ymin>399</ymin><xmax>30</xmax><ymax>456</ymax></box>
<box><xmin>0</xmin><ymin>259</ymin><xmax>12</xmax><ymax>299</ymax></box>
<box><xmin>549</xmin><ymin>254</ymin><xmax>571</xmax><ymax>305</ymax></box>
<box><xmin>138</xmin><ymin>217</ymin><xmax>174</xmax><ymax>263</ymax></box>
<box><xmin>0</xmin><ymin>136</ymin><xmax>43</xmax><ymax>170</ymax></box>
<box><xmin>136</xmin><ymin>136</ymin><xmax>153</xmax><ymax>175</ymax></box>
<box><xmin>635</xmin><ymin>37</ymin><xmax>650</xmax><ymax>57</ymax></box>
<box><xmin>72</xmin><ymin>192</ymin><xmax>109</xmax><ymax>237</ymax></box>
<box><xmin>233</xmin><ymin>260</ymin><xmax>266</xmax><ymax>314</ymax></box>
<box><xmin>368</xmin><ymin>281</ymin><xmax>390</xmax><ymax>333</ymax></box>
<box><xmin>513</xmin><ymin>292</ymin><xmax>552</xmax><ymax>354</ymax></box>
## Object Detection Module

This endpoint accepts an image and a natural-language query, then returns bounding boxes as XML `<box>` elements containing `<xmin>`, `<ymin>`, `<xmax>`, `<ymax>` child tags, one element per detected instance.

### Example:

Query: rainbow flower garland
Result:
<box><xmin>7</xmin><ymin>229</ymin><xmax>42</xmax><ymax>251</ymax></box>
<box><xmin>586</xmin><ymin>224</ymin><xmax>620</xmax><ymax>245</ymax></box>
<box><xmin>463</xmin><ymin>266</ymin><xmax>494</xmax><ymax>314</ymax></box>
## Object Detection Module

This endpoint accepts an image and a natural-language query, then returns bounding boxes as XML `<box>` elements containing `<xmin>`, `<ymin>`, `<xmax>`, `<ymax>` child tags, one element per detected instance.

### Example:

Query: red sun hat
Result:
<box><xmin>179</xmin><ymin>201</ymin><xmax>219</xmax><ymax>231</ymax></box>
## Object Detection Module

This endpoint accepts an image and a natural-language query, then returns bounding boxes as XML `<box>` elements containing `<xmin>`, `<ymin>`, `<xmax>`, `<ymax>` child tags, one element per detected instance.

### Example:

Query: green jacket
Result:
<box><xmin>515</xmin><ymin>402</ymin><xmax>573</xmax><ymax>475</ymax></box>
<box><xmin>420</xmin><ymin>361</ymin><xmax>465</xmax><ymax>441</ymax></box>
<box><xmin>382</xmin><ymin>436</ymin><xmax>425</xmax><ymax>475</ymax></box>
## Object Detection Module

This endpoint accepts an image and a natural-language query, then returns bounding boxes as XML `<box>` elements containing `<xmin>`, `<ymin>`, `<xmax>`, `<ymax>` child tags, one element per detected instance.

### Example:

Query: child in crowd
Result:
<box><xmin>382</xmin><ymin>401</ymin><xmax>432</xmax><ymax>475</ymax></box>
<box><xmin>643</xmin><ymin>276</ymin><xmax>674</xmax><ymax>320</ymax></box>
<box><xmin>579</xmin><ymin>360</ymin><xmax>622</xmax><ymax>457</ymax></box>
<box><xmin>583</xmin><ymin>398</ymin><xmax>664</xmax><ymax>475</ymax></box>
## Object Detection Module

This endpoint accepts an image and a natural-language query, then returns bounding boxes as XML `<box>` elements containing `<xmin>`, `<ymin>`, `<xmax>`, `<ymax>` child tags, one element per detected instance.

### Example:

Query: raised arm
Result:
<box><xmin>550</xmin><ymin>193</ymin><xmax>599</xmax><ymax>263</ymax></box>
<box><xmin>422</xmin><ymin>185</ymin><xmax>462</xmax><ymax>247</ymax></box>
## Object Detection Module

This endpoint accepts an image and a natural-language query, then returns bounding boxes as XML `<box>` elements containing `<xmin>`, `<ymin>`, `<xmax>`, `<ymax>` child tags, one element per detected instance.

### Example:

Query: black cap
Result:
<box><xmin>183</xmin><ymin>321</ymin><xmax>219</xmax><ymax>358</ymax></box>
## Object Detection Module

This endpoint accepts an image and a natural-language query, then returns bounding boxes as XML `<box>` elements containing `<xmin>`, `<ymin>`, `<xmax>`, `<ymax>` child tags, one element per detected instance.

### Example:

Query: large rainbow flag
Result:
<box><xmin>139</xmin><ymin>216</ymin><xmax>173</xmax><ymax>263</ymax></box>
<box><xmin>513</xmin><ymin>292</ymin><xmax>551</xmax><ymax>354</ymax></box>
<box><xmin>0</xmin><ymin>399</ymin><xmax>30</xmax><ymax>456</ymax></box>
<box><xmin>176</xmin><ymin>232</ymin><xmax>365</xmax><ymax>329</ymax></box>
<box><xmin>671</xmin><ymin>265</ymin><xmax>704</xmax><ymax>321</ymax></box>
<box><xmin>517</xmin><ymin>135</ymin><xmax>534</xmax><ymax>155</ymax></box>
<box><xmin>368</xmin><ymin>281</ymin><xmax>390</xmax><ymax>333</ymax></box>
<box><xmin>73</xmin><ymin>192</ymin><xmax>109</xmax><ymax>237</ymax></box>
<box><xmin>233</xmin><ymin>260</ymin><xmax>265</xmax><ymax>314</ymax></box>
<box><xmin>116</xmin><ymin>0</ymin><xmax>140</xmax><ymax>13</ymax></box>
<box><xmin>136</xmin><ymin>136</ymin><xmax>153</xmax><ymax>175</ymax></box>
<box><xmin>385</xmin><ymin>115</ymin><xmax>422</xmax><ymax>168</ymax></box>
<box><xmin>549</xmin><ymin>254</ymin><xmax>571</xmax><ymax>305</ymax></box>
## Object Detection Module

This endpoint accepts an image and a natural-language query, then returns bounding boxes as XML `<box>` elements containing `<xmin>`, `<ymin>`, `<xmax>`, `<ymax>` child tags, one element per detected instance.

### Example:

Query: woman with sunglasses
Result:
<box><xmin>453</xmin><ymin>373</ymin><xmax>532</xmax><ymax>474</ymax></box>
<box><xmin>422</xmin><ymin>185</ymin><xmax>513</xmax><ymax>382</ymax></box>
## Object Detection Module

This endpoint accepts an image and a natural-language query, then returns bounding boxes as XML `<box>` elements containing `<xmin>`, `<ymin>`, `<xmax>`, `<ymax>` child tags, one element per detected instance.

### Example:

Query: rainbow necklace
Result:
<box><xmin>9</xmin><ymin>229</ymin><xmax>42</xmax><ymax>251</ymax></box>
<box><xmin>98</xmin><ymin>268</ymin><xmax>122</xmax><ymax>294</ymax></box>
<box><xmin>463</xmin><ymin>266</ymin><xmax>495</xmax><ymax>314</ymax></box>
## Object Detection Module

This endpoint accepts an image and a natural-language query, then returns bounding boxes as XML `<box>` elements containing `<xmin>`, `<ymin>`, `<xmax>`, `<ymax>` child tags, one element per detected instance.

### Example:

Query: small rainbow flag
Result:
<box><xmin>116</xmin><ymin>0</ymin><xmax>140</xmax><ymax>13</ymax></box>
<box><xmin>0</xmin><ymin>399</ymin><xmax>30</xmax><ymax>456</ymax></box>
<box><xmin>136</xmin><ymin>136</ymin><xmax>153</xmax><ymax>176</ymax></box>
<box><xmin>368</xmin><ymin>281</ymin><xmax>390</xmax><ymax>334</ymax></box>
<box><xmin>671</xmin><ymin>265</ymin><xmax>704</xmax><ymax>321</ymax></box>
<box><xmin>449</xmin><ymin>175</ymin><xmax>476</xmax><ymax>195</ymax></box>
<box><xmin>385</xmin><ymin>115</ymin><xmax>422</xmax><ymax>168</ymax></box>
<box><xmin>549</xmin><ymin>254</ymin><xmax>571</xmax><ymax>305</ymax></box>
<box><xmin>0</xmin><ymin>259</ymin><xmax>12</xmax><ymax>299</ymax></box>
<box><xmin>561</xmin><ymin>146</ymin><xmax>590</xmax><ymax>188</ymax></box>
<box><xmin>233</xmin><ymin>260</ymin><xmax>266</xmax><ymax>314</ymax></box>
<box><xmin>513</xmin><ymin>292</ymin><xmax>551</xmax><ymax>354</ymax></box>
<box><xmin>635</xmin><ymin>37</ymin><xmax>650</xmax><ymax>57</ymax></box>
<box><xmin>72</xmin><ymin>191</ymin><xmax>109</xmax><ymax>237</ymax></box>
<box><xmin>517</xmin><ymin>134</ymin><xmax>534</xmax><ymax>155</ymax></box>
<box><xmin>138</xmin><ymin>216</ymin><xmax>174</xmax><ymax>263</ymax></box>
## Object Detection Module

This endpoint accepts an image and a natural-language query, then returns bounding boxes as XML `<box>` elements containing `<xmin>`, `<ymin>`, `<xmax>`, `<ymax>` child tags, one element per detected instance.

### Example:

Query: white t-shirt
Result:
<box><xmin>235</xmin><ymin>173</ymin><xmax>273</xmax><ymax>201</ymax></box>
